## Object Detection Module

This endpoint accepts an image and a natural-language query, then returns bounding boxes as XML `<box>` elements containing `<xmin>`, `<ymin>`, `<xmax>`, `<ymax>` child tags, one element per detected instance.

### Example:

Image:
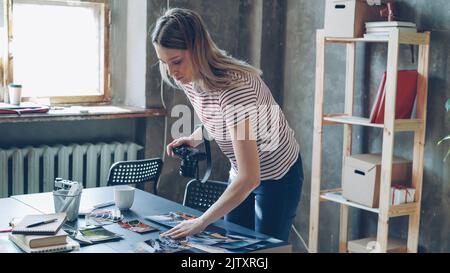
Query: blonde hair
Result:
<box><xmin>151</xmin><ymin>8</ymin><xmax>261</xmax><ymax>91</ymax></box>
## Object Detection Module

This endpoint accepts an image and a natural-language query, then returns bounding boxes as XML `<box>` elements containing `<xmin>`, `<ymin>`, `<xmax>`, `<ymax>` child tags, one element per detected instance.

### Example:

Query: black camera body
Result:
<box><xmin>172</xmin><ymin>144</ymin><xmax>207</xmax><ymax>178</ymax></box>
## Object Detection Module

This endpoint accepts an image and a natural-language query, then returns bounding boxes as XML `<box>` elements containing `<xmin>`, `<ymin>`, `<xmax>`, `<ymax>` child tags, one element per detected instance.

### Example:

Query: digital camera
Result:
<box><xmin>54</xmin><ymin>177</ymin><xmax>79</xmax><ymax>191</ymax></box>
<box><xmin>172</xmin><ymin>144</ymin><xmax>207</xmax><ymax>178</ymax></box>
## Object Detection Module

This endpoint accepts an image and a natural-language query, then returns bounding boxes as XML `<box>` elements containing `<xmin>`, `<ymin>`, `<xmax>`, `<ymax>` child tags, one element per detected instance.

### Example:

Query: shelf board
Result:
<box><xmin>323</xmin><ymin>115</ymin><xmax>383</xmax><ymax>128</ymax></box>
<box><xmin>394</xmin><ymin>119</ymin><xmax>424</xmax><ymax>132</ymax></box>
<box><xmin>388</xmin><ymin>202</ymin><xmax>420</xmax><ymax>217</ymax></box>
<box><xmin>326</xmin><ymin>36</ymin><xmax>389</xmax><ymax>44</ymax></box>
<box><xmin>399</xmin><ymin>32</ymin><xmax>430</xmax><ymax>45</ymax></box>
<box><xmin>320</xmin><ymin>189</ymin><xmax>419</xmax><ymax>217</ymax></box>
<box><xmin>320</xmin><ymin>190</ymin><xmax>379</xmax><ymax>213</ymax></box>
<box><xmin>325</xmin><ymin>32</ymin><xmax>429</xmax><ymax>45</ymax></box>
<box><xmin>323</xmin><ymin>114</ymin><xmax>423</xmax><ymax>132</ymax></box>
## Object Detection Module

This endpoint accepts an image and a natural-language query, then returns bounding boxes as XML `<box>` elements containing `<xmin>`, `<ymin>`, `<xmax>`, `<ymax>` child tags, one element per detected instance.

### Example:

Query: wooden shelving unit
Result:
<box><xmin>308</xmin><ymin>29</ymin><xmax>430</xmax><ymax>253</ymax></box>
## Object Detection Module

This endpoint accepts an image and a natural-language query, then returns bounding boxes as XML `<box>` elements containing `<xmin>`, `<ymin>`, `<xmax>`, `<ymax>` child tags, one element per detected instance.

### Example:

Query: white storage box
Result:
<box><xmin>324</xmin><ymin>0</ymin><xmax>386</xmax><ymax>38</ymax></box>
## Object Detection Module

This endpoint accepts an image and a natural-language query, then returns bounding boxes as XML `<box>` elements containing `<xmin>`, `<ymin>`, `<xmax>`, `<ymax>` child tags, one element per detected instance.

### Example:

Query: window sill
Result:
<box><xmin>0</xmin><ymin>105</ymin><xmax>166</xmax><ymax>123</ymax></box>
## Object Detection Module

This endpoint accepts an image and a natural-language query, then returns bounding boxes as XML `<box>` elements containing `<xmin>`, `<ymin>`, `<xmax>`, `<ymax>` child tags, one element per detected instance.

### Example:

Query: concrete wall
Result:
<box><xmin>110</xmin><ymin>0</ymin><xmax>147</xmax><ymax>106</ymax></box>
<box><xmin>125</xmin><ymin>0</ymin><xmax>147</xmax><ymax>108</ymax></box>
<box><xmin>284</xmin><ymin>0</ymin><xmax>450</xmax><ymax>252</ymax></box>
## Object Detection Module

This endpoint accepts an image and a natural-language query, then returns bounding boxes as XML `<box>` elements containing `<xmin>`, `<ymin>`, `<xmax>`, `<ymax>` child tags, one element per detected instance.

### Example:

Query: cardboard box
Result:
<box><xmin>324</xmin><ymin>0</ymin><xmax>386</xmax><ymax>38</ymax></box>
<box><xmin>342</xmin><ymin>154</ymin><xmax>412</xmax><ymax>208</ymax></box>
<box><xmin>348</xmin><ymin>237</ymin><xmax>406</xmax><ymax>253</ymax></box>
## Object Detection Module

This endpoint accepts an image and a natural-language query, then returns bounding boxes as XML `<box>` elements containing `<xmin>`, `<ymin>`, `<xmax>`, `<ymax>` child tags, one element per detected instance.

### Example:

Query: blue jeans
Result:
<box><xmin>224</xmin><ymin>154</ymin><xmax>304</xmax><ymax>241</ymax></box>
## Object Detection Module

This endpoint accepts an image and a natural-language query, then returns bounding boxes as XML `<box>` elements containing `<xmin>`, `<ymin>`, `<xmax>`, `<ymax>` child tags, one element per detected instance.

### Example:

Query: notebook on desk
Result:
<box><xmin>11</xmin><ymin>213</ymin><xmax>67</xmax><ymax>235</ymax></box>
<box><xmin>20</xmin><ymin>229</ymin><xmax>68</xmax><ymax>248</ymax></box>
<box><xmin>8</xmin><ymin>234</ymin><xmax>80</xmax><ymax>253</ymax></box>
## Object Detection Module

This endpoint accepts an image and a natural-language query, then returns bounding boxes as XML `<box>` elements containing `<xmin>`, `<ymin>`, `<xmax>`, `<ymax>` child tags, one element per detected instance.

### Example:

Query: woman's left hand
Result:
<box><xmin>160</xmin><ymin>218</ymin><xmax>207</xmax><ymax>239</ymax></box>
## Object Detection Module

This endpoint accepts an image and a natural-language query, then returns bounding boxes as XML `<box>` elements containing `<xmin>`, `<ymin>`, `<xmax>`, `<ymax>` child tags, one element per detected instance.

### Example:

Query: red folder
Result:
<box><xmin>371</xmin><ymin>70</ymin><xmax>418</xmax><ymax>124</ymax></box>
<box><xmin>0</xmin><ymin>105</ymin><xmax>49</xmax><ymax>116</ymax></box>
<box><xmin>0</xmin><ymin>107</ymin><xmax>49</xmax><ymax>115</ymax></box>
<box><xmin>369</xmin><ymin>72</ymin><xmax>387</xmax><ymax>123</ymax></box>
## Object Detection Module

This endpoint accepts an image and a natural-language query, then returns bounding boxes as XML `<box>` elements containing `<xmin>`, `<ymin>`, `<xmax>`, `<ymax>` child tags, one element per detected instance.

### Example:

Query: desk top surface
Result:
<box><xmin>5</xmin><ymin>187</ymin><xmax>289</xmax><ymax>253</ymax></box>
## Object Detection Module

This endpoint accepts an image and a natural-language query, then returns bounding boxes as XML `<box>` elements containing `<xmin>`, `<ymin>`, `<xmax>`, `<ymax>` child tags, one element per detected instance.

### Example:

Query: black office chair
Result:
<box><xmin>183</xmin><ymin>179</ymin><xmax>228</xmax><ymax>212</ymax></box>
<box><xmin>107</xmin><ymin>158</ymin><xmax>163</xmax><ymax>195</ymax></box>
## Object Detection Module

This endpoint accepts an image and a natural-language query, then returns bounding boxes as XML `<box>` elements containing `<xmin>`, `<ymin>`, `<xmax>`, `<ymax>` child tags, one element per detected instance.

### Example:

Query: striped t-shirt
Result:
<box><xmin>181</xmin><ymin>71</ymin><xmax>299</xmax><ymax>181</ymax></box>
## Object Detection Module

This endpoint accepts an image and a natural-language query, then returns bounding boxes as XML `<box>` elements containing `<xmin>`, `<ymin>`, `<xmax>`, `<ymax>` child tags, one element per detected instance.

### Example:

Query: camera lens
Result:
<box><xmin>180</xmin><ymin>158</ymin><xmax>198</xmax><ymax>178</ymax></box>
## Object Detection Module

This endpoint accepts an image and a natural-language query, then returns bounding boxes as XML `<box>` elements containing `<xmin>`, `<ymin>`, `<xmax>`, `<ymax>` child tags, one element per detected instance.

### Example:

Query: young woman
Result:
<box><xmin>152</xmin><ymin>8</ymin><xmax>303</xmax><ymax>241</ymax></box>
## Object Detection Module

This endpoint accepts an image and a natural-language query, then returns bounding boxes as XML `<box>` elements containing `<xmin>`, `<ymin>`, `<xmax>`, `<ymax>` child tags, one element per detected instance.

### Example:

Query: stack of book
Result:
<box><xmin>364</xmin><ymin>21</ymin><xmax>417</xmax><ymax>38</ymax></box>
<box><xmin>8</xmin><ymin>213</ymin><xmax>80</xmax><ymax>253</ymax></box>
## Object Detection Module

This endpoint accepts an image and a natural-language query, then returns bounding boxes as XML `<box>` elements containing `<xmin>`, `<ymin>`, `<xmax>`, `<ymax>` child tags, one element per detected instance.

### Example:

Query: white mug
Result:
<box><xmin>8</xmin><ymin>84</ymin><xmax>22</xmax><ymax>105</ymax></box>
<box><xmin>113</xmin><ymin>185</ymin><xmax>135</xmax><ymax>210</ymax></box>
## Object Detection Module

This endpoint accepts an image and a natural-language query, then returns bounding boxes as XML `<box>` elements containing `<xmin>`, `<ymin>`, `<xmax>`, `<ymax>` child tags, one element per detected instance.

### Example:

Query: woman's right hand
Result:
<box><xmin>166</xmin><ymin>137</ymin><xmax>195</xmax><ymax>157</ymax></box>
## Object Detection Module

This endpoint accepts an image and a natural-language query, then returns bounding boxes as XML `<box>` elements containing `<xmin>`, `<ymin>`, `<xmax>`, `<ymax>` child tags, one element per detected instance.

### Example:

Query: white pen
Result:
<box><xmin>93</xmin><ymin>201</ymin><xmax>115</xmax><ymax>209</ymax></box>
<box><xmin>25</xmin><ymin>218</ymin><xmax>58</xmax><ymax>228</ymax></box>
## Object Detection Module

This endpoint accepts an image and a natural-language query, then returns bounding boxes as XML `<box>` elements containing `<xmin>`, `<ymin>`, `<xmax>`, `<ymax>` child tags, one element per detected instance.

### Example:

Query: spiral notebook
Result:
<box><xmin>11</xmin><ymin>213</ymin><xmax>66</xmax><ymax>235</ymax></box>
<box><xmin>8</xmin><ymin>234</ymin><xmax>80</xmax><ymax>253</ymax></box>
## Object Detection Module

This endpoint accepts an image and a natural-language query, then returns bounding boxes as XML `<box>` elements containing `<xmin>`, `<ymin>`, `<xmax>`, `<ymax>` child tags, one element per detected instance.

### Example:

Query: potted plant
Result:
<box><xmin>438</xmin><ymin>98</ymin><xmax>450</xmax><ymax>161</ymax></box>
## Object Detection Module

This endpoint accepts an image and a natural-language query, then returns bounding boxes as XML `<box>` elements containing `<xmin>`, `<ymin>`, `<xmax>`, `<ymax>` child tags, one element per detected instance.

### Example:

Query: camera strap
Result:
<box><xmin>201</xmin><ymin>125</ymin><xmax>212</xmax><ymax>183</ymax></box>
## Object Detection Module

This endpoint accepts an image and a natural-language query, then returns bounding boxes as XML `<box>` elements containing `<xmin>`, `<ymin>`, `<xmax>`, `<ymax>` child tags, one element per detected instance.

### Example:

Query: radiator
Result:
<box><xmin>0</xmin><ymin>142</ymin><xmax>143</xmax><ymax>197</ymax></box>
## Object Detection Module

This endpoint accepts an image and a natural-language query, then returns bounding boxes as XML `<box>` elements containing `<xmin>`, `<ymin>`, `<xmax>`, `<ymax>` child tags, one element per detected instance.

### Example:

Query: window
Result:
<box><xmin>1</xmin><ymin>0</ymin><xmax>110</xmax><ymax>103</ymax></box>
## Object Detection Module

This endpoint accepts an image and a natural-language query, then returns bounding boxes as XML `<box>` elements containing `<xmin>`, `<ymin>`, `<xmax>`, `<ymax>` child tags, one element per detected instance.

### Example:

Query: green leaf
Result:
<box><xmin>446</xmin><ymin>98</ymin><xmax>450</xmax><ymax>112</ymax></box>
<box><xmin>438</xmin><ymin>135</ymin><xmax>450</xmax><ymax>145</ymax></box>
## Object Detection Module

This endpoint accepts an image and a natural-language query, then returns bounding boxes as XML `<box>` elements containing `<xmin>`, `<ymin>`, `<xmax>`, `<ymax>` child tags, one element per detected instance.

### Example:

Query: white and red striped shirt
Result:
<box><xmin>181</xmin><ymin>71</ymin><xmax>299</xmax><ymax>181</ymax></box>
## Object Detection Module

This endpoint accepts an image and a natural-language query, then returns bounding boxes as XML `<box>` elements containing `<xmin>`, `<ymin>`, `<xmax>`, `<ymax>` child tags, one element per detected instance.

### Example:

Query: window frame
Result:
<box><xmin>1</xmin><ymin>0</ymin><xmax>111</xmax><ymax>104</ymax></box>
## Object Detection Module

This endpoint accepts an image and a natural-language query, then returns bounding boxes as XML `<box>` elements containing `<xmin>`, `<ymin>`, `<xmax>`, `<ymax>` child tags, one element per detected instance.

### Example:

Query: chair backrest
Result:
<box><xmin>107</xmin><ymin>158</ymin><xmax>163</xmax><ymax>195</ymax></box>
<box><xmin>183</xmin><ymin>179</ymin><xmax>228</xmax><ymax>212</ymax></box>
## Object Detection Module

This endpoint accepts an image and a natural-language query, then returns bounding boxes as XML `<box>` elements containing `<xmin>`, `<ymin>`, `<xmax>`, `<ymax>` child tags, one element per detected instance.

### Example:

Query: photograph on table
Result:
<box><xmin>78</xmin><ymin>226</ymin><xmax>123</xmax><ymax>243</ymax></box>
<box><xmin>133</xmin><ymin>236</ymin><xmax>191</xmax><ymax>253</ymax></box>
<box><xmin>118</xmin><ymin>219</ymin><xmax>159</xmax><ymax>234</ymax></box>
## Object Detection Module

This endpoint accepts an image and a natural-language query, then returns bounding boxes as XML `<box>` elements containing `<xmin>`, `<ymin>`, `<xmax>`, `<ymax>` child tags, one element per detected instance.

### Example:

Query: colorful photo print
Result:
<box><xmin>134</xmin><ymin>237</ymin><xmax>191</xmax><ymax>253</ymax></box>
<box><xmin>118</xmin><ymin>219</ymin><xmax>158</xmax><ymax>234</ymax></box>
<box><xmin>79</xmin><ymin>226</ymin><xmax>122</xmax><ymax>243</ymax></box>
<box><xmin>187</xmin><ymin>232</ymin><xmax>230</xmax><ymax>245</ymax></box>
<box><xmin>86</xmin><ymin>209</ymin><xmax>123</xmax><ymax>226</ymax></box>
<box><xmin>145</xmin><ymin>211</ymin><xmax>197</xmax><ymax>228</ymax></box>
